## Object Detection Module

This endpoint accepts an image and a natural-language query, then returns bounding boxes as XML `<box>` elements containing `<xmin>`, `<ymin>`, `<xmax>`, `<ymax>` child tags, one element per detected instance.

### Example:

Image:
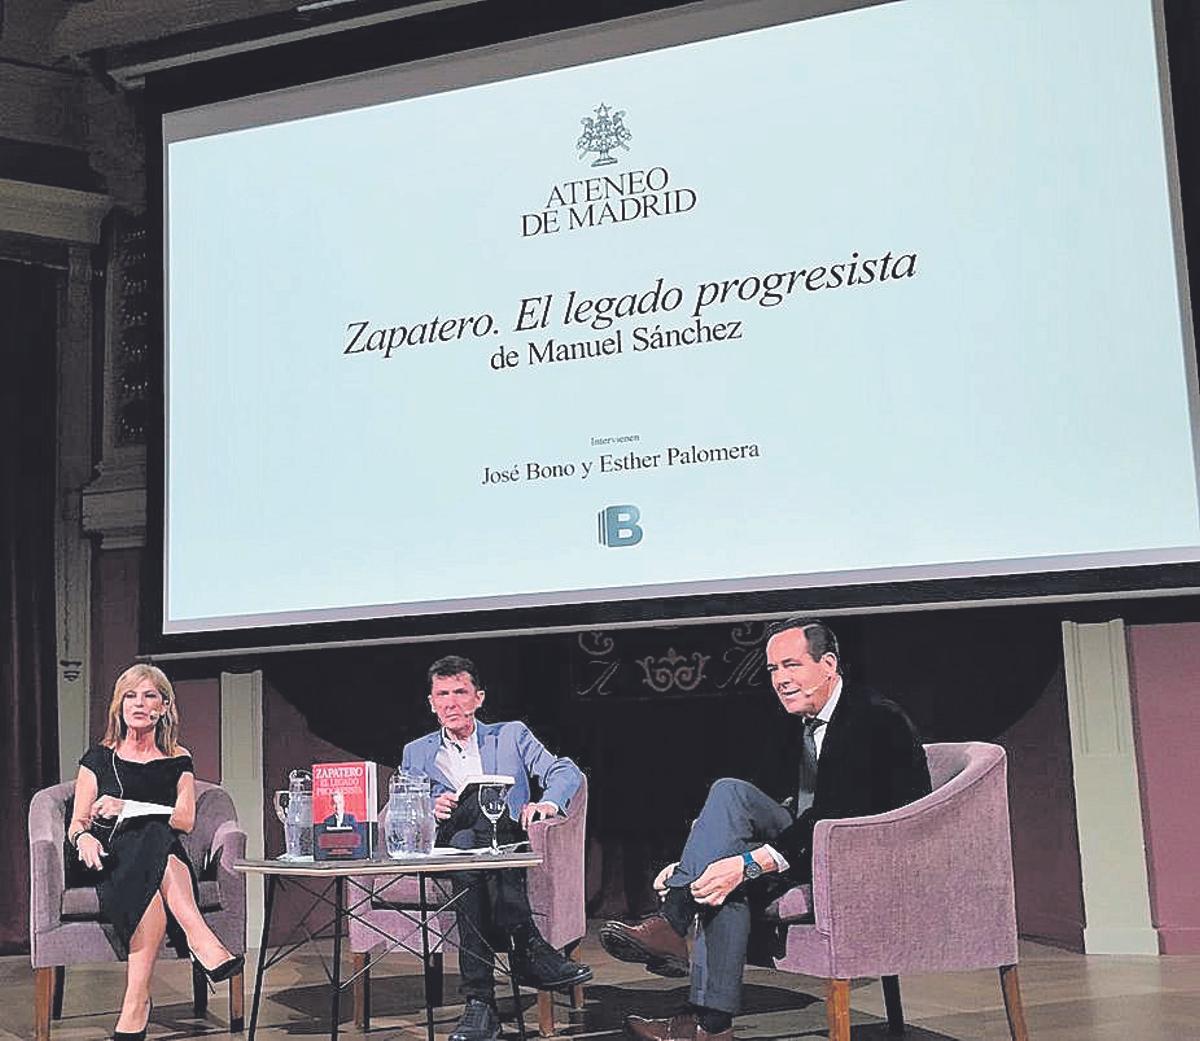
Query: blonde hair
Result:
<box><xmin>102</xmin><ymin>663</ymin><xmax>180</xmax><ymax>755</ymax></box>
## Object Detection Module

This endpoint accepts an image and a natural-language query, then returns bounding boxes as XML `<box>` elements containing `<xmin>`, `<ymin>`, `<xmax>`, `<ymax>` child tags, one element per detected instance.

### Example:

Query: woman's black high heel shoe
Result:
<box><xmin>113</xmin><ymin>997</ymin><xmax>151</xmax><ymax>1040</ymax></box>
<box><xmin>191</xmin><ymin>951</ymin><xmax>245</xmax><ymax>986</ymax></box>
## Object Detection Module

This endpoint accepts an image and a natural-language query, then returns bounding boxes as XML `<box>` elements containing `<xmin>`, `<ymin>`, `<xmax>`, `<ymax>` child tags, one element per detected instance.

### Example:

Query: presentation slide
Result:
<box><xmin>163</xmin><ymin>0</ymin><xmax>1199</xmax><ymax>634</ymax></box>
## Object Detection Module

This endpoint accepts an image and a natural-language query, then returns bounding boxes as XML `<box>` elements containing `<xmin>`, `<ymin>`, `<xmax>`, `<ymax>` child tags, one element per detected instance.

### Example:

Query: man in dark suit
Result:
<box><xmin>403</xmin><ymin>655</ymin><xmax>592</xmax><ymax>1041</ymax></box>
<box><xmin>322</xmin><ymin>790</ymin><xmax>358</xmax><ymax>829</ymax></box>
<box><xmin>599</xmin><ymin>618</ymin><xmax>931</xmax><ymax>1041</ymax></box>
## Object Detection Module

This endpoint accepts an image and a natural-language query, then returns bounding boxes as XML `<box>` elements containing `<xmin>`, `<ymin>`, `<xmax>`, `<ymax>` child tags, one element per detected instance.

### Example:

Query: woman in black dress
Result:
<box><xmin>68</xmin><ymin>664</ymin><xmax>243</xmax><ymax>1040</ymax></box>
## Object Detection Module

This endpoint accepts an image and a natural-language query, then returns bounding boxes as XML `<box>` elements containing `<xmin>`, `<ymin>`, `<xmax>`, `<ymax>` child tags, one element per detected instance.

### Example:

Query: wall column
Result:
<box><xmin>221</xmin><ymin>670</ymin><xmax>265</xmax><ymax>949</ymax></box>
<box><xmin>1062</xmin><ymin>620</ymin><xmax>1157</xmax><ymax>954</ymax></box>
<box><xmin>55</xmin><ymin>244</ymin><xmax>95</xmax><ymax>779</ymax></box>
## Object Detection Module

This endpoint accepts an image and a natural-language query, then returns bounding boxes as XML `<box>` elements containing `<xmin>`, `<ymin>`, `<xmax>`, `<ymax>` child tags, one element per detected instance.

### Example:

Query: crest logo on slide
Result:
<box><xmin>598</xmin><ymin>504</ymin><xmax>644</xmax><ymax>547</ymax></box>
<box><xmin>521</xmin><ymin>105</ymin><xmax>695</xmax><ymax>236</ymax></box>
<box><xmin>577</xmin><ymin>103</ymin><xmax>632</xmax><ymax>167</ymax></box>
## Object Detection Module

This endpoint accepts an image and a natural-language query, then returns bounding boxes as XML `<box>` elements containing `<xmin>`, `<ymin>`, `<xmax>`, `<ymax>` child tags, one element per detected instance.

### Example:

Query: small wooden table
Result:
<box><xmin>235</xmin><ymin>852</ymin><xmax>542</xmax><ymax>1041</ymax></box>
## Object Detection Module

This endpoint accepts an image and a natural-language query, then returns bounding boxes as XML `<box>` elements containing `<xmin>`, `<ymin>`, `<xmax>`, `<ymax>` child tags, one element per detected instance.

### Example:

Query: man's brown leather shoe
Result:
<box><xmin>625</xmin><ymin>1012</ymin><xmax>697</xmax><ymax>1041</ymax></box>
<box><xmin>625</xmin><ymin>1014</ymin><xmax>731</xmax><ymax>1041</ymax></box>
<box><xmin>598</xmin><ymin>914</ymin><xmax>689</xmax><ymax>977</ymax></box>
<box><xmin>628</xmin><ymin>1012</ymin><xmax>696</xmax><ymax>1036</ymax></box>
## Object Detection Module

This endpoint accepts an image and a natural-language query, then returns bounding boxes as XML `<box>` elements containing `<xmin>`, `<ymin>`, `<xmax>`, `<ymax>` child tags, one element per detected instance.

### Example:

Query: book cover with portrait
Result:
<box><xmin>312</xmin><ymin>760</ymin><xmax>378</xmax><ymax>860</ymax></box>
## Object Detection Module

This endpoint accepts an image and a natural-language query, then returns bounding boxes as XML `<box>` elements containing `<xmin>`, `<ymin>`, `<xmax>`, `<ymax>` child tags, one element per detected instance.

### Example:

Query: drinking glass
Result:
<box><xmin>478</xmin><ymin>782</ymin><xmax>508</xmax><ymax>854</ymax></box>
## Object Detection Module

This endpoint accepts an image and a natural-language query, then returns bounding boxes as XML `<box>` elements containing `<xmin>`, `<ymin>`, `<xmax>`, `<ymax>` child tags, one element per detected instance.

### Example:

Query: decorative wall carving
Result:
<box><xmin>82</xmin><ymin>76</ymin><xmax>145</xmax><ymax>210</ymax></box>
<box><xmin>108</xmin><ymin>211</ymin><xmax>150</xmax><ymax>447</ymax></box>
<box><xmin>83</xmin><ymin>208</ymin><xmax>148</xmax><ymax>548</ymax></box>
<box><xmin>573</xmin><ymin>620</ymin><xmax>770</xmax><ymax>700</ymax></box>
<box><xmin>636</xmin><ymin>648</ymin><xmax>709</xmax><ymax>693</ymax></box>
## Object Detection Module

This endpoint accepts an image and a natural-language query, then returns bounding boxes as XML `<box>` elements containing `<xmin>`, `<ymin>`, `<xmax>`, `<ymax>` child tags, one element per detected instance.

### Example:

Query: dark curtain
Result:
<box><xmin>0</xmin><ymin>259</ymin><xmax>61</xmax><ymax>954</ymax></box>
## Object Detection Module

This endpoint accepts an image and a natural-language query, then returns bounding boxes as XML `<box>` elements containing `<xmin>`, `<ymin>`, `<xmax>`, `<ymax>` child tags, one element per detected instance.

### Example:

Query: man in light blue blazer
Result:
<box><xmin>401</xmin><ymin>655</ymin><xmax>592</xmax><ymax>1041</ymax></box>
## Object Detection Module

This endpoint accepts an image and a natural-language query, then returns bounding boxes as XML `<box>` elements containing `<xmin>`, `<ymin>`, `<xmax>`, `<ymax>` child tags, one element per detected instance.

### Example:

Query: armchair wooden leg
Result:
<box><xmin>229</xmin><ymin>970</ymin><xmax>245</xmax><ymax>1032</ymax></box>
<box><xmin>353</xmin><ymin>952</ymin><xmax>371</xmax><ymax>1030</ymax></box>
<box><xmin>827</xmin><ymin>979</ymin><xmax>851</xmax><ymax>1041</ymax></box>
<box><xmin>881</xmin><ymin>975</ymin><xmax>904</xmax><ymax>1034</ymax></box>
<box><xmin>34</xmin><ymin>967</ymin><xmax>54</xmax><ymax>1041</ymax></box>
<box><xmin>537</xmin><ymin>991</ymin><xmax>555</xmax><ymax>1037</ymax></box>
<box><xmin>192</xmin><ymin>961</ymin><xmax>209</xmax><ymax>1018</ymax></box>
<box><xmin>566</xmin><ymin>944</ymin><xmax>585</xmax><ymax>1011</ymax></box>
<box><xmin>999</xmin><ymin>964</ymin><xmax>1030</xmax><ymax>1041</ymax></box>
<box><xmin>52</xmin><ymin>966</ymin><xmax>65</xmax><ymax>1020</ymax></box>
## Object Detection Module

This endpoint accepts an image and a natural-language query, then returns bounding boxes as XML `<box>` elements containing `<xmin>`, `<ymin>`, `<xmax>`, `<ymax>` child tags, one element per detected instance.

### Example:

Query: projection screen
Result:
<box><xmin>161</xmin><ymin>0</ymin><xmax>1199</xmax><ymax>636</ymax></box>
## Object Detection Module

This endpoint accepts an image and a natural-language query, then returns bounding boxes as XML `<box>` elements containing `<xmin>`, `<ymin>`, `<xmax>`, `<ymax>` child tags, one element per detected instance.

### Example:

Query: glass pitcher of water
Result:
<box><xmin>386</xmin><ymin>770</ymin><xmax>436</xmax><ymax>857</ymax></box>
<box><xmin>272</xmin><ymin>769</ymin><xmax>313</xmax><ymax>859</ymax></box>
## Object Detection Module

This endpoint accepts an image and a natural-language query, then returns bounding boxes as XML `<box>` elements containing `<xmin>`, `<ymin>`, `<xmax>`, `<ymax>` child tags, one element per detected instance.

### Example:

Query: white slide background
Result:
<box><xmin>164</xmin><ymin>0</ymin><xmax>1199</xmax><ymax>632</ymax></box>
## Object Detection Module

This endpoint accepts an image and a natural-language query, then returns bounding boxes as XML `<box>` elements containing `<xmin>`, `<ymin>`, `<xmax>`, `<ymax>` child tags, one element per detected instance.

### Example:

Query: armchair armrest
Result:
<box><xmin>526</xmin><ymin>802</ymin><xmax>586</xmax><ymax>950</ymax></box>
<box><xmin>206</xmin><ymin>819</ymin><xmax>248</xmax><ymax>955</ymax></box>
<box><xmin>526</xmin><ymin>806</ymin><xmax>575</xmax><ymax>855</ymax></box>
<box><xmin>210</xmin><ymin>821</ymin><xmax>247</xmax><ymax>909</ymax></box>
<box><xmin>29</xmin><ymin>838</ymin><xmax>66</xmax><ymax>959</ymax></box>
<box><xmin>28</xmin><ymin>788</ymin><xmax>70</xmax><ymax>964</ymax></box>
<box><xmin>210</xmin><ymin>819</ymin><xmax>247</xmax><ymax>869</ymax></box>
<box><xmin>809</xmin><ymin>753</ymin><xmax>1018</xmax><ymax>976</ymax></box>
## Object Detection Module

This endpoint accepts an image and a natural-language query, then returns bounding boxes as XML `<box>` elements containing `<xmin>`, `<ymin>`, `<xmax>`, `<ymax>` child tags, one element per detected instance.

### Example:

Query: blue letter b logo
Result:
<box><xmin>599</xmin><ymin>505</ymin><xmax>643</xmax><ymax>547</ymax></box>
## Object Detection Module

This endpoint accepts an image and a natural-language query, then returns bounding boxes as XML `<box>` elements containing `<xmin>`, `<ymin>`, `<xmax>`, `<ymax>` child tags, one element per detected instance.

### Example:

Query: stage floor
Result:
<box><xmin>4</xmin><ymin>928</ymin><xmax>1198</xmax><ymax>1041</ymax></box>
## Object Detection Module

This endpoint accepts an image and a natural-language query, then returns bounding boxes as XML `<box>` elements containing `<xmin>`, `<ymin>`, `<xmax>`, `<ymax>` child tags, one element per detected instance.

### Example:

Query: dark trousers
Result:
<box><xmin>666</xmin><ymin>779</ymin><xmax>795</xmax><ymax>1015</ymax></box>
<box><xmin>438</xmin><ymin>793</ymin><xmax>531</xmax><ymax>1000</ymax></box>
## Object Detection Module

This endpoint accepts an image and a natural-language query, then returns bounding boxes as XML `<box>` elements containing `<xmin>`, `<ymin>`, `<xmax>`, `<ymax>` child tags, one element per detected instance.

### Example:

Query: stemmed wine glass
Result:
<box><xmin>478</xmin><ymin>782</ymin><xmax>509</xmax><ymax>855</ymax></box>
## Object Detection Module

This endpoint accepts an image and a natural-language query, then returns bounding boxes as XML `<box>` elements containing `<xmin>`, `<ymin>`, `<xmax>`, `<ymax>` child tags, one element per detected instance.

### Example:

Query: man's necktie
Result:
<box><xmin>794</xmin><ymin>716</ymin><xmax>826</xmax><ymax>816</ymax></box>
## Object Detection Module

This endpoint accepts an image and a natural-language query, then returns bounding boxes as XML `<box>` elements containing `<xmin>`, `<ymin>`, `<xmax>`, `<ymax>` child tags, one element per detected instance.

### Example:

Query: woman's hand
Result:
<box><xmin>92</xmin><ymin>795</ymin><xmax>125</xmax><ymax>819</ymax></box>
<box><xmin>76</xmin><ymin>833</ymin><xmax>106</xmax><ymax>871</ymax></box>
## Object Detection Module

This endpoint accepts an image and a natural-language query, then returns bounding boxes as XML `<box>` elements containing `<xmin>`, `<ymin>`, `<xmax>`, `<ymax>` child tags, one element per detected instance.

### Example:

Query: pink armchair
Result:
<box><xmin>28</xmin><ymin>780</ymin><xmax>247</xmax><ymax>1041</ymax></box>
<box><xmin>349</xmin><ymin>776</ymin><xmax>588</xmax><ymax>1036</ymax></box>
<box><xmin>762</xmin><ymin>743</ymin><xmax>1028</xmax><ymax>1041</ymax></box>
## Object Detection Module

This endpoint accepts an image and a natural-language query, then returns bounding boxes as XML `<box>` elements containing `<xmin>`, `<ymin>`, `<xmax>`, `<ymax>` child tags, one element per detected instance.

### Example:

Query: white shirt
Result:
<box><xmin>761</xmin><ymin>677</ymin><xmax>844</xmax><ymax>874</ymax></box>
<box><xmin>435</xmin><ymin>724</ymin><xmax>483</xmax><ymax>791</ymax></box>
<box><xmin>431</xmin><ymin>723</ymin><xmax>559</xmax><ymax>817</ymax></box>
<box><xmin>812</xmin><ymin>678</ymin><xmax>843</xmax><ymax>759</ymax></box>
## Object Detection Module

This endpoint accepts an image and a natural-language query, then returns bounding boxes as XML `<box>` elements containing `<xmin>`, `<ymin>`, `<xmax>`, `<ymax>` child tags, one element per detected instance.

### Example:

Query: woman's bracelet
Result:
<box><xmin>68</xmin><ymin>826</ymin><xmax>90</xmax><ymax>850</ymax></box>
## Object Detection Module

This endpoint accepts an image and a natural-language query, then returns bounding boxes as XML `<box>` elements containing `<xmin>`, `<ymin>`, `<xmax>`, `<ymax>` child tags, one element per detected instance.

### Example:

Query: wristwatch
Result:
<box><xmin>741</xmin><ymin>850</ymin><xmax>763</xmax><ymax>880</ymax></box>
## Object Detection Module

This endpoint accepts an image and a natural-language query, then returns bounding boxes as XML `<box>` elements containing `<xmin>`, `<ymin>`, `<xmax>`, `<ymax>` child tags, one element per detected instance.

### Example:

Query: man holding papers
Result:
<box><xmin>401</xmin><ymin>655</ymin><xmax>593</xmax><ymax>1041</ymax></box>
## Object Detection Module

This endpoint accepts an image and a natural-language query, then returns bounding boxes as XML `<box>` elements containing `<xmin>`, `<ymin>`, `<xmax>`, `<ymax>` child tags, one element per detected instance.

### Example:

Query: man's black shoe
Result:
<box><xmin>510</xmin><ymin>935</ymin><xmax>594</xmax><ymax>989</ymax></box>
<box><xmin>449</xmin><ymin>998</ymin><xmax>500</xmax><ymax>1041</ymax></box>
